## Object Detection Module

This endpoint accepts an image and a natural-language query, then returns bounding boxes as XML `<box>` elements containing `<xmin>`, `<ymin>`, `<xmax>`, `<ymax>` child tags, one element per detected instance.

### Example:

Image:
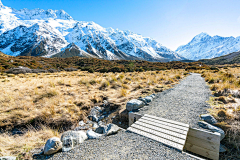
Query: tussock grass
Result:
<box><xmin>201</xmin><ymin>66</ymin><xmax>240</xmax><ymax>159</ymax></box>
<box><xmin>0</xmin><ymin>69</ymin><xmax>187</xmax><ymax>157</ymax></box>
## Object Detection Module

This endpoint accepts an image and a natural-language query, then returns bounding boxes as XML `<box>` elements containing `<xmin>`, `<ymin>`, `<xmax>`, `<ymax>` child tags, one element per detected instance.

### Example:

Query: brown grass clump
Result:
<box><xmin>217</xmin><ymin>109</ymin><xmax>227</xmax><ymax>117</ymax></box>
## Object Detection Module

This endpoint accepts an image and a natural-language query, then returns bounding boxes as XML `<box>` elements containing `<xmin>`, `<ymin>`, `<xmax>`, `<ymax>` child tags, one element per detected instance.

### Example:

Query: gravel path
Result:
<box><xmin>34</xmin><ymin>73</ymin><xmax>210</xmax><ymax>160</ymax></box>
<box><xmin>139</xmin><ymin>73</ymin><xmax>211</xmax><ymax>128</ymax></box>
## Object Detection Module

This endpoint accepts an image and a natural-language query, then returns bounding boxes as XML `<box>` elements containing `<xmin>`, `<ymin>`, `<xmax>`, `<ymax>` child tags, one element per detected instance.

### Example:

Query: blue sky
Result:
<box><xmin>3</xmin><ymin>0</ymin><xmax>240</xmax><ymax>50</ymax></box>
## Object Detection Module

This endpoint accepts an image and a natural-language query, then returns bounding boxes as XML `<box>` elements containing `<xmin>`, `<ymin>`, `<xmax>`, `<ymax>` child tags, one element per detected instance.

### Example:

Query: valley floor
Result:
<box><xmin>0</xmin><ymin>69</ymin><xmax>185</xmax><ymax>158</ymax></box>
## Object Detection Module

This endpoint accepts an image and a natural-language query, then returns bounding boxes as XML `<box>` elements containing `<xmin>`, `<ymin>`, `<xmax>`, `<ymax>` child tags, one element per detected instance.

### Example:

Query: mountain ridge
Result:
<box><xmin>176</xmin><ymin>32</ymin><xmax>240</xmax><ymax>60</ymax></box>
<box><xmin>0</xmin><ymin>0</ymin><xmax>184</xmax><ymax>62</ymax></box>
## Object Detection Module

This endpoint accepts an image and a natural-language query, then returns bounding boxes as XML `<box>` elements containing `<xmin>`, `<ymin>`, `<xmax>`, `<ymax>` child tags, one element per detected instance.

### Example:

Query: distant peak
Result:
<box><xmin>0</xmin><ymin>0</ymin><xmax>3</xmax><ymax>7</ymax></box>
<box><xmin>196</xmin><ymin>32</ymin><xmax>209</xmax><ymax>38</ymax></box>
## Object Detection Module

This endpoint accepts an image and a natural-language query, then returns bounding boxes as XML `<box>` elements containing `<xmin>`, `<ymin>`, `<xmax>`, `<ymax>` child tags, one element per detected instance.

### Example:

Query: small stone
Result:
<box><xmin>74</xmin><ymin>126</ymin><xmax>89</xmax><ymax>131</ymax></box>
<box><xmin>149</xmin><ymin>94</ymin><xmax>156</xmax><ymax>99</ymax></box>
<box><xmin>87</xmin><ymin>130</ymin><xmax>103</xmax><ymax>139</ymax></box>
<box><xmin>198</xmin><ymin>121</ymin><xmax>225</xmax><ymax>141</ymax></box>
<box><xmin>0</xmin><ymin>156</ymin><xmax>16</xmax><ymax>160</ymax></box>
<box><xmin>98</xmin><ymin>115</ymin><xmax>105</xmax><ymax>121</ymax></box>
<box><xmin>138</xmin><ymin>97</ymin><xmax>148</xmax><ymax>105</ymax></box>
<box><xmin>144</xmin><ymin>96</ymin><xmax>153</xmax><ymax>103</ymax></box>
<box><xmin>126</xmin><ymin>99</ymin><xmax>145</xmax><ymax>111</ymax></box>
<box><xmin>103</xmin><ymin>100</ymin><xmax>108</xmax><ymax>104</ymax></box>
<box><xmin>43</xmin><ymin>137</ymin><xmax>62</xmax><ymax>155</ymax></box>
<box><xmin>61</xmin><ymin>131</ymin><xmax>87</xmax><ymax>152</ymax></box>
<box><xmin>78</xmin><ymin>120</ymin><xmax>85</xmax><ymax>126</ymax></box>
<box><xmin>106</xmin><ymin>124</ymin><xmax>120</xmax><ymax>136</ymax></box>
<box><xmin>92</xmin><ymin>123</ymin><xmax>99</xmax><ymax>129</ymax></box>
<box><xmin>200</xmin><ymin>114</ymin><xmax>217</xmax><ymax>124</ymax></box>
<box><xmin>95</xmin><ymin>125</ymin><xmax>108</xmax><ymax>134</ymax></box>
<box><xmin>88</xmin><ymin>115</ymin><xmax>99</xmax><ymax>122</ymax></box>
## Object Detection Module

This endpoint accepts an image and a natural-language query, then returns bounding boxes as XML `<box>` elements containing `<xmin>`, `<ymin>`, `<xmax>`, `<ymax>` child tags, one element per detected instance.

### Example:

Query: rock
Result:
<box><xmin>149</xmin><ymin>94</ymin><xmax>156</xmax><ymax>99</ymax></box>
<box><xmin>88</xmin><ymin>115</ymin><xmax>99</xmax><ymax>122</ymax></box>
<box><xmin>138</xmin><ymin>97</ymin><xmax>148</xmax><ymax>105</ymax></box>
<box><xmin>200</xmin><ymin>114</ymin><xmax>217</xmax><ymax>125</ymax></box>
<box><xmin>126</xmin><ymin>99</ymin><xmax>145</xmax><ymax>111</ymax></box>
<box><xmin>87</xmin><ymin>130</ymin><xmax>103</xmax><ymax>139</ymax></box>
<box><xmin>198</xmin><ymin>121</ymin><xmax>225</xmax><ymax>141</ymax></box>
<box><xmin>106</xmin><ymin>124</ymin><xmax>120</xmax><ymax>136</ymax></box>
<box><xmin>43</xmin><ymin>137</ymin><xmax>62</xmax><ymax>155</ymax></box>
<box><xmin>219</xmin><ymin>144</ymin><xmax>227</xmax><ymax>152</ymax></box>
<box><xmin>144</xmin><ymin>96</ymin><xmax>153</xmax><ymax>103</ymax></box>
<box><xmin>95</xmin><ymin>125</ymin><xmax>108</xmax><ymax>134</ymax></box>
<box><xmin>92</xmin><ymin>123</ymin><xmax>99</xmax><ymax>129</ymax></box>
<box><xmin>61</xmin><ymin>131</ymin><xmax>87</xmax><ymax>152</ymax></box>
<box><xmin>5</xmin><ymin>66</ymin><xmax>32</xmax><ymax>74</ymax></box>
<box><xmin>230</xmin><ymin>89</ymin><xmax>240</xmax><ymax>98</ymax></box>
<box><xmin>103</xmin><ymin>100</ymin><xmax>108</xmax><ymax>104</ymax></box>
<box><xmin>0</xmin><ymin>156</ymin><xmax>16</xmax><ymax>160</ymax></box>
<box><xmin>98</xmin><ymin>115</ymin><xmax>105</xmax><ymax>121</ymax></box>
<box><xmin>74</xmin><ymin>126</ymin><xmax>89</xmax><ymax>131</ymax></box>
<box><xmin>88</xmin><ymin>106</ymin><xmax>102</xmax><ymax>122</ymax></box>
<box><xmin>78</xmin><ymin>120</ymin><xmax>85</xmax><ymax>126</ymax></box>
<box><xmin>98</xmin><ymin>121</ymin><xmax>106</xmax><ymax>126</ymax></box>
<box><xmin>87</xmin><ymin>120</ymin><xmax>93</xmax><ymax>124</ymax></box>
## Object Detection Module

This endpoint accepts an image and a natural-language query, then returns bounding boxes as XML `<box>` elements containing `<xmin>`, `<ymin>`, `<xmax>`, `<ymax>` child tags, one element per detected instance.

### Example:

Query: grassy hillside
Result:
<box><xmin>200</xmin><ymin>51</ymin><xmax>240</xmax><ymax>65</ymax></box>
<box><xmin>0</xmin><ymin>56</ymin><xmax>208</xmax><ymax>73</ymax></box>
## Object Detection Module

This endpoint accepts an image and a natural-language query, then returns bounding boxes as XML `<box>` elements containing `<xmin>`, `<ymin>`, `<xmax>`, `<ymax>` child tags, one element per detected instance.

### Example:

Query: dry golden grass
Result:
<box><xmin>0</xmin><ymin>125</ymin><xmax>60</xmax><ymax>158</ymax></box>
<box><xmin>200</xmin><ymin>67</ymin><xmax>240</xmax><ymax>159</ymax></box>
<box><xmin>0</xmin><ymin>69</ymin><xmax>187</xmax><ymax>157</ymax></box>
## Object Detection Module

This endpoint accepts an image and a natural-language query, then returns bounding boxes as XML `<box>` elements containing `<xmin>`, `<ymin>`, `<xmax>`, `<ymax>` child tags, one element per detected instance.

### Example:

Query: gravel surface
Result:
<box><xmin>35</xmin><ymin>130</ymin><xmax>195</xmax><ymax>160</ymax></box>
<box><xmin>34</xmin><ymin>73</ymin><xmax>210</xmax><ymax>159</ymax></box>
<box><xmin>139</xmin><ymin>73</ymin><xmax>211</xmax><ymax>128</ymax></box>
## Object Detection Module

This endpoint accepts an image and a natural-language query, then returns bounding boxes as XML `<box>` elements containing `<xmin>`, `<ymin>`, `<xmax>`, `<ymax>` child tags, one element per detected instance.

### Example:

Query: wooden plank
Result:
<box><xmin>184</xmin><ymin>143</ymin><xmax>219</xmax><ymax>160</ymax></box>
<box><xmin>141</xmin><ymin>116</ymin><xmax>189</xmax><ymax>131</ymax></box>
<box><xmin>131</xmin><ymin>123</ymin><xmax>186</xmax><ymax>145</ymax></box>
<box><xmin>128</xmin><ymin>127</ymin><xmax>184</xmax><ymax>151</ymax></box>
<box><xmin>145</xmin><ymin>114</ymin><xmax>189</xmax><ymax>128</ymax></box>
<box><xmin>186</xmin><ymin>135</ymin><xmax>219</xmax><ymax>152</ymax></box>
<box><xmin>135</xmin><ymin>121</ymin><xmax>187</xmax><ymax>140</ymax></box>
<box><xmin>138</xmin><ymin>118</ymin><xmax>188</xmax><ymax>135</ymax></box>
<box><xmin>187</xmin><ymin>128</ymin><xmax>221</xmax><ymax>144</ymax></box>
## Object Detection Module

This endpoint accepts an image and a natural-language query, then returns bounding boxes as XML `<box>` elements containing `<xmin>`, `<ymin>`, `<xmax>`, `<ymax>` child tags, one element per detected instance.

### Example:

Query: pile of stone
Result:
<box><xmin>42</xmin><ymin>105</ymin><xmax>121</xmax><ymax>155</ymax></box>
<box><xmin>198</xmin><ymin>114</ymin><xmax>227</xmax><ymax>152</ymax></box>
<box><xmin>126</xmin><ymin>94</ymin><xmax>156</xmax><ymax>111</ymax></box>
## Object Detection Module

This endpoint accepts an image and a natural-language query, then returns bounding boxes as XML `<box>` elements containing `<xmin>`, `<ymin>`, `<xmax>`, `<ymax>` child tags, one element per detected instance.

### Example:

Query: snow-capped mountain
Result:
<box><xmin>0</xmin><ymin>0</ymin><xmax>184</xmax><ymax>61</ymax></box>
<box><xmin>0</xmin><ymin>23</ymin><xmax>68</xmax><ymax>56</ymax></box>
<box><xmin>176</xmin><ymin>32</ymin><xmax>240</xmax><ymax>60</ymax></box>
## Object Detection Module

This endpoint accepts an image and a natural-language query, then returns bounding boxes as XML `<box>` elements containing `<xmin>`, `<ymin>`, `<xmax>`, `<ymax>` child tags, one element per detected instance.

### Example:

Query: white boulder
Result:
<box><xmin>61</xmin><ymin>131</ymin><xmax>87</xmax><ymax>152</ymax></box>
<box><xmin>87</xmin><ymin>130</ymin><xmax>102</xmax><ymax>139</ymax></box>
<box><xmin>43</xmin><ymin>137</ymin><xmax>62</xmax><ymax>155</ymax></box>
<box><xmin>126</xmin><ymin>99</ymin><xmax>145</xmax><ymax>111</ymax></box>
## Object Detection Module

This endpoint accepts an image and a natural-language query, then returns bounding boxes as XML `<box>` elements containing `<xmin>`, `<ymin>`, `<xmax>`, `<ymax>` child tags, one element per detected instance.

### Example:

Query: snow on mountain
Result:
<box><xmin>0</xmin><ymin>22</ymin><xmax>68</xmax><ymax>56</ymax></box>
<box><xmin>0</xmin><ymin>0</ymin><xmax>183</xmax><ymax>61</ymax></box>
<box><xmin>176</xmin><ymin>32</ymin><xmax>240</xmax><ymax>60</ymax></box>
